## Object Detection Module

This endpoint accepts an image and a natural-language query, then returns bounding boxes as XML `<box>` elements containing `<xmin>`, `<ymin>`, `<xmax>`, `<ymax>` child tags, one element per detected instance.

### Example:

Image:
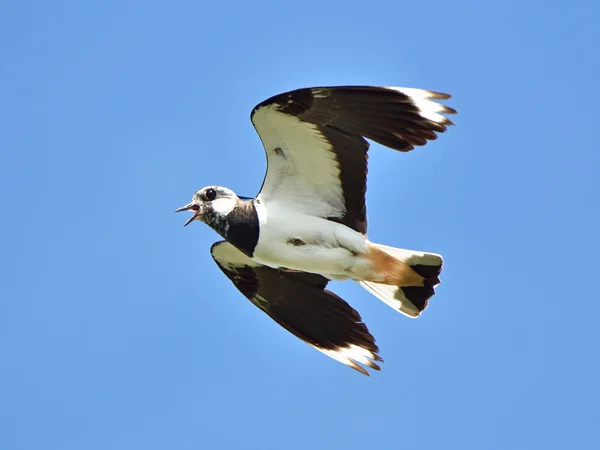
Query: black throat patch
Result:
<box><xmin>223</xmin><ymin>200</ymin><xmax>260</xmax><ymax>257</ymax></box>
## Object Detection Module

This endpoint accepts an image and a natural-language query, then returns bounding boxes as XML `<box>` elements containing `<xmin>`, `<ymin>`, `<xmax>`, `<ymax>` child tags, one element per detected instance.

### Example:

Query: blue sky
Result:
<box><xmin>1</xmin><ymin>0</ymin><xmax>599</xmax><ymax>449</ymax></box>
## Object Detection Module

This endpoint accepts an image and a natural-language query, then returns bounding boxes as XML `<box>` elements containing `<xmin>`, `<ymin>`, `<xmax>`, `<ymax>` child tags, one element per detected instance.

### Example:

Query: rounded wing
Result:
<box><xmin>211</xmin><ymin>240</ymin><xmax>382</xmax><ymax>375</ymax></box>
<box><xmin>250</xmin><ymin>86</ymin><xmax>457</xmax><ymax>233</ymax></box>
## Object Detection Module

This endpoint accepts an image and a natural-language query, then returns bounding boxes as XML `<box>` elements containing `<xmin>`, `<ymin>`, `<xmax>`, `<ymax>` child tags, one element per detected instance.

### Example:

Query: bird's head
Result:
<box><xmin>175</xmin><ymin>186</ymin><xmax>243</xmax><ymax>227</ymax></box>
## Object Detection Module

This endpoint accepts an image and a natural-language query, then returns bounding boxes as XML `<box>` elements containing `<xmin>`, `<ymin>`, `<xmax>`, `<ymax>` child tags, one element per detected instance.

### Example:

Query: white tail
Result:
<box><xmin>360</xmin><ymin>243</ymin><xmax>443</xmax><ymax>318</ymax></box>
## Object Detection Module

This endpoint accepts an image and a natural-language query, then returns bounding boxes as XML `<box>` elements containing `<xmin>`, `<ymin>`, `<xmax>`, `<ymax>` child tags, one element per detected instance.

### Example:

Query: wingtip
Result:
<box><xmin>442</xmin><ymin>105</ymin><xmax>458</xmax><ymax>115</ymax></box>
<box><xmin>348</xmin><ymin>358</ymin><xmax>381</xmax><ymax>376</ymax></box>
<box><xmin>428</xmin><ymin>90</ymin><xmax>452</xmax><ymax>100</ymax></box>
<box><xmin>314</xmin><ymin>344</ymin><xmax>384</xmax><ymax>376</ymax></box>
<box><xmin>351</xmin><ymin>362</ymin><xmax>371</xmax><ymax>376</ymax></box>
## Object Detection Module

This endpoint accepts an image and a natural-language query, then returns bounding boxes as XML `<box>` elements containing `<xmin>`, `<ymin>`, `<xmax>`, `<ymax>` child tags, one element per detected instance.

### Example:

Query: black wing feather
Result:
<box><xmin>251</xmin><ymin>85</ymin><xmax>456</xmax><ymax>233</ymax></box>
<box><xmin>210</xmin><ymin>241</ymin><xmax>382</xmax><ymax>375</ymax></box>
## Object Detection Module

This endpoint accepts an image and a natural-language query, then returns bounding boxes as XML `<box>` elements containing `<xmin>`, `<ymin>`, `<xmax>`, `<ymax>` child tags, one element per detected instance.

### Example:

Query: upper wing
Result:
<box><xmin>251</xmin><ymin>86</ymin><xmax>457</xmax><ymax>233</ymax></box>
<box><xmin>210</xmin><ymin>240</ymin><xmax>382</xmax><ymax>375</ymax></box>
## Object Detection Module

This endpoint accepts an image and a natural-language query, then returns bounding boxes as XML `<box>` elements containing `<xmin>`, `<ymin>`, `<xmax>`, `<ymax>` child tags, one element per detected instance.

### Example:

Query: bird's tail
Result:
<box><xmin>360</xmin><ymin>242</ymin><xmax>443</xmax><ymax>317</ymax></box>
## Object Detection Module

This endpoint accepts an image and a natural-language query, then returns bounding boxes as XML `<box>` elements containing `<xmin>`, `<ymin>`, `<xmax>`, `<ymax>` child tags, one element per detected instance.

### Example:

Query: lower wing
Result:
<box><xmin>210</xmin><ymin>240</ymin><xmax>382</xmax><ymax>375</ymax></box>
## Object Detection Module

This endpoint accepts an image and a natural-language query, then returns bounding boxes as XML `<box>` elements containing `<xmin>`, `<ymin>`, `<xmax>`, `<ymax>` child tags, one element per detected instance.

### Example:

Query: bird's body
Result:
<box><xmin>252</xmin><ymin>198</ymin><xmax>372</xmax><ymax>280</ymax></box>
<box><xmin>176</xmin><ymin>85</ymin><xmax>456</xmax><ymax>375</ymax></box>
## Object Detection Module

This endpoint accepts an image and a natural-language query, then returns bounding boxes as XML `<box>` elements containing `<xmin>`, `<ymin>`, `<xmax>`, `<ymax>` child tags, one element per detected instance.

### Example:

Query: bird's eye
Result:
<box><xmin>205</xmin><ymin>188</ymin><xmax>217</xmax><ymax>201</ymax></box>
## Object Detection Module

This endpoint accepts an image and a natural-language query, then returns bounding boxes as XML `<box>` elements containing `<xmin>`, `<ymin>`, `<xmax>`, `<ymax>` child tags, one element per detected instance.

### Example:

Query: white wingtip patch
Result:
<box><xmin>314</xmin><ymin>344</ymin><xmax>382</xmax><ymax>376</ymax></box>
<box><xmin>385</xmin><ymin>86</ymin><xmax>456</xmax><ymax>124</ymax></box>
<box><xmin>385</xmin><ymin>86</ymin><xmax>451</xmax><ymax>100</ymax></box>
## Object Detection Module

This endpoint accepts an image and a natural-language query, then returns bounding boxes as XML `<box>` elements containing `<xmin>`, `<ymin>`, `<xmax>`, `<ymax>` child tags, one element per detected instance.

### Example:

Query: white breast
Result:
<box><xmin>251</xmin><ymin>199</ymin><xmax>370</xmax><ymax>279</ymax></box>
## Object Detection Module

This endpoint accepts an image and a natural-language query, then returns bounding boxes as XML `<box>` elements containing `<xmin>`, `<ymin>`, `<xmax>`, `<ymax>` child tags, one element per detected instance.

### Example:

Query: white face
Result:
<box><xmin>176</xmin><ymin>186</ymin><xmax>241</xmax><ymax>227</ymax></box>
<box><xmin>194</xmin><ymin>186</ymin><xmax>238</xmax><ymax>216</ymax></box>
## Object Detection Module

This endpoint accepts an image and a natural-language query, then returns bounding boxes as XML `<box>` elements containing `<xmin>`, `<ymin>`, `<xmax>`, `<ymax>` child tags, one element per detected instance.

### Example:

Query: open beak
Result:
<box><xmin>174</xmin><ymin>202</ymin><xmax>201</xmax><ymax>227</ymax></box>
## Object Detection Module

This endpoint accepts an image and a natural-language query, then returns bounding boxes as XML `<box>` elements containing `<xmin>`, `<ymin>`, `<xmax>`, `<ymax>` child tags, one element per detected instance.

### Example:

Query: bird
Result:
<box><xmin>176</xmin><ymin>85</ymin><xmax>456</xmax><ymax>375</ymax></box>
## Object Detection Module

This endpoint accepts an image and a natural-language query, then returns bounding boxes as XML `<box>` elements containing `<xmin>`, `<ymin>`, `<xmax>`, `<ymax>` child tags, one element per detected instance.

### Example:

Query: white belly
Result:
<box><xmin>251</xmin><ymin>200</ymin><xmax>373</xmax><ymax>279</ymax></box>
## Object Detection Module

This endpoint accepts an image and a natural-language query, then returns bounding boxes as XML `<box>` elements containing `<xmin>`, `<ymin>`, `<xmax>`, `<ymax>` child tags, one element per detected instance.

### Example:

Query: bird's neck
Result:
<box><xmin>219</xmin><ymin>200</ymin><xmax>260</xmax><ymax>257</ymax></box>
<box><xmin>203</xmin><ymin>208</ymin><xmax>229</xmax><ymax>239</ymax></box>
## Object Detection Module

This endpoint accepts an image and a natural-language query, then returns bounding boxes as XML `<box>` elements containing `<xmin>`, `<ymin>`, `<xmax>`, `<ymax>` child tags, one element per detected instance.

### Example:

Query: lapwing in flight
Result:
<box><xmin>176</xmin><ymin>86</ymin><xmax>456</xmax><ymax>375</ymax></box>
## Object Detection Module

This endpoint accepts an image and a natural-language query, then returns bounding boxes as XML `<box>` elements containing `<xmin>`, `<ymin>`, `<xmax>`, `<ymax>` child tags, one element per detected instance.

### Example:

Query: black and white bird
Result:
<box><xmin>176</xmin><ymin>85</ymin><xmax>456</xmax><ymax>375</ymax></box>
